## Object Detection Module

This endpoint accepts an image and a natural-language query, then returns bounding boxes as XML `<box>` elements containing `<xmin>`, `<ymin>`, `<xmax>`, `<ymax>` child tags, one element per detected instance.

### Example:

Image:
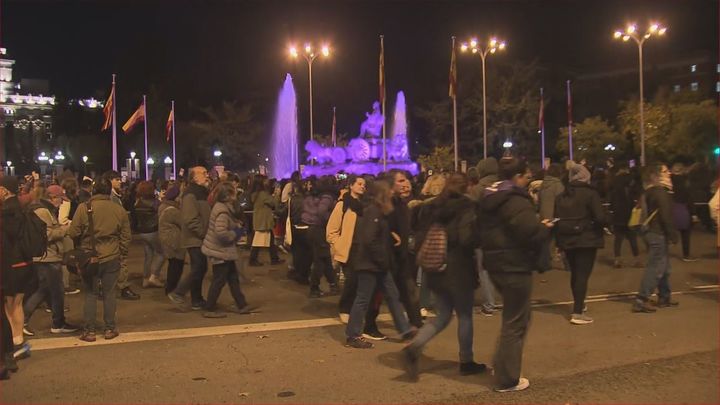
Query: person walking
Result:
<box><xmin>478</xmin><ymin>157</ymin><xmax>553</xmax><ymax>392</ymax></box>
<box><xmin>609</xmin><ymin>162</ymin><xmax>642</xmax><ymax>268</ymax></box>
<box><xmin>554</xmin><ymin>162</ymin><xmax>608</xmax><ymax>325</ymax></box>
<box><xmin>303</xmin><ymin>177</ymin><xmax>339</xmax><ymax>297</ymax></box>
<box><xmin>132</xmin><ymin>181</ymin><xmax>165</xmax><ymax>288</ymax></box>
<box><xmin>158</xmin><ymin>185</ymin><xmax>185</xmax><ymax>295</ymax></box>
<box><xmin>249</xmin><ymin>175</ymin><xmax>283</xmax><ymax>267</ymax></box>
<box><xmin>670</xmin><ymin>163</ymin><xmax>696</xmax><ymax>262</ymax></box>
<box><xmin>402</xmin><ymin>173</ymin><xmax>486</xmax><ymax>381</ymax></box>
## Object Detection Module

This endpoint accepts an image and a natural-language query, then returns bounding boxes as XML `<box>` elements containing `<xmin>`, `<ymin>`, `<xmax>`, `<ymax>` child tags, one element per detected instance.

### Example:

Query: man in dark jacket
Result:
<box><xmin>633</xmin><ymin>164</ymin><xmax>680</xmax><ymax>313</ymax></box>
<box><xmin>609</xmin><ymin>162</ymin><xmax>642</xmax><ymax>267</ymax></box>
<box><xmin>478</xmin><ymin>158</ymin><xmax>553</xmax><ymax>392</ymax></box>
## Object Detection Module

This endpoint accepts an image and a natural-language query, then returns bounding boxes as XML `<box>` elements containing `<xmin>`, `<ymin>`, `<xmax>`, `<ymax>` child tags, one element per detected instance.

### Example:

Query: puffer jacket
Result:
<box><xmin>554</xmin><ymin>181</ymin><xmax>608</xmax><ymax>250</ymax></box>
<box><xmin>159</xmin><ymin>200</ymin><xmax>184</xmax><ymax>260</ymax></box>
<box><xmin>201</xmin><ymin>202</ymin><xmax>241</xmax><ymax>262</ymax></box>
<box><xmin>538</xmin><ymin>175</ymin><xmax>564</xmax><ymax>220</ymax></box>
<box><xmin>31</xmin><ymin>200</ymin><xmax>67</xmax><ymax>263</ymax></box>
<box><xmin>479</xmin><ymin>180</ymin><xmax>551</xmax><ymax>273</ymax></box>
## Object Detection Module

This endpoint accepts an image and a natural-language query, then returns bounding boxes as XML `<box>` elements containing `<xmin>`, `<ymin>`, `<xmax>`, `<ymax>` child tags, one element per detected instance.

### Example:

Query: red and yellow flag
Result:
<box><xmin>122</xmin><ymin>101</ymin><xmax>145</xmax><ymax>133</ymax></box>
<box><xmin>449</xmin><ymin>37</ymin><xmax>457</xmax><ymax>99</ymax></box>
<box><xmin>101</xmin><ymin>84</ymin><xmax>114</xmax><ymax>131</ymax></box>
<box><xmin>379</xmin><ymin>36</ymin><xmax>385</xmax><ymax>105</ymax></box>
<box><xmin>165</xmin><ymin>109</ymin><xmax>174</xmax><ymax>142</ymax></box>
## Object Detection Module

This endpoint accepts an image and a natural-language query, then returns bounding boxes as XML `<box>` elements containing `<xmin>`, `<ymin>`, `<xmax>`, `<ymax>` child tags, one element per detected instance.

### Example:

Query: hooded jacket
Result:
<box><xmin>468</xmin><ymin>158</ymin><xmax>499</xmax><ymax>201</ymax></box>
<box><xmin>609</xmin><ymin>172</ymin><xmax>640</xmax><ymax>226</ymax></box>
<box><xmin>159</xmin><ymin>200</ymin><xmax>185</xmax><ymax>260</ymax></box>
<box><xmin>181</xmin><ymin>182</ymin><xmax>211</xmax><ymax>248</ymax></box>
<box><xmin>31</xmin><ymin>199</ymin><xmax>67</xmax><ymax>263</ymax></box>
<box><xmin>538</xmin><ymin>175</ymin><xmax>564</xmax><ymax>220</ymax></box>
<box><xmin>348</xmin><ymin>203</ymin><xmax>391</xmax><ymax>273</ymax></box>
<box><xmin>202</xmin><ymin>201</ymin><xmax>241</xmax><ymax>262</ymax></box>
<box><xmin>554</xmin><ymin>181</ymin><xmax>608</xmax><ymax>250</ymax></box>
<box><xmin>479</xmin><ymin>180</ymin><xmax>551</xmax><ymax>273</ymax></box>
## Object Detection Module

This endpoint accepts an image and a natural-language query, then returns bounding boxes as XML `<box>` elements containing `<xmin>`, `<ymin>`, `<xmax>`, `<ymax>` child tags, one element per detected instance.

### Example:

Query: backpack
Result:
<box><xmin>18</xmin><ymin>207</ymin><xmax>48</xmax><ymax>260</ymax></box>
<box><xmin>416</xmin><ymin>223</ymin><xmax>448</xmax><ymax>272</ymax></box>
<box><xmin>628</xmin><ymin>194</ymin><xmax>657</xmax><ymax>234</ymax></box>
<box><xmin>554</xmin><ymin>189</ymin><xmax>591</xmax><ymax>236</ymax></box>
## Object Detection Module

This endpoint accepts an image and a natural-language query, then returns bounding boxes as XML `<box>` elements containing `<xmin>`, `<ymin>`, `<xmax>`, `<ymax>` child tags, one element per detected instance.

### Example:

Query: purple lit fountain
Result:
<box><xmin>270</xmin><ymin>74</ymin><xmax>299</xmax><ymax>179</ymax></box>
<box><xmin>301</xmin><ymin>90</ymin><xmax>418</xmax><ymax>176</ymax></box>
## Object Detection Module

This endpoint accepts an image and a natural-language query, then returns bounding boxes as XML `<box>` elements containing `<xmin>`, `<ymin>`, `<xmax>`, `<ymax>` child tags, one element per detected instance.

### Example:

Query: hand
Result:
<box><xmin>541</xmin><ymin>219</ymin><xmax>555</xmax><ymax>228</ymax></box>
<box><xmin>391</xmin><ymin>232</ymin><xmax>401</xmax><ymax>247</ymax></box>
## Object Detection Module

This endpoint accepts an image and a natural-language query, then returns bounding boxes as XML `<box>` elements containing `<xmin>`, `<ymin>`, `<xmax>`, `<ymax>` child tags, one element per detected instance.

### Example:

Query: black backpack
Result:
<box><xmin>554</xmin><ymin>189</ymin><xmax>590</xmax><ymax>236</ymax></box>
<box><xmin>18</xmin><ymin>206</ymin><xmax>48</xmax><ymax>260</ymax></box>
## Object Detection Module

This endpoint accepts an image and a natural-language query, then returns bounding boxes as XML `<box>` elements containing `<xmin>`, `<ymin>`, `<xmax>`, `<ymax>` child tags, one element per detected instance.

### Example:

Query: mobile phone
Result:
<box><xmin>551</xmin><ymin>218</ymin><xmax>561</xmax><ymax>223</ymax></box>
<box><xmin>629</xmin><ymin>160</ymin><xmax>636</xmax><ymax>168</ymax></box>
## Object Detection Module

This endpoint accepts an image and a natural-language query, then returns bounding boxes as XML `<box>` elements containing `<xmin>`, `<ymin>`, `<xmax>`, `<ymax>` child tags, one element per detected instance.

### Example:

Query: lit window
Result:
<box><xmin>673</xmin><ymin>85</ymin><xmax>681</xmax><ymax>92</ymax></box>
<box><xmin>717</xmin><ymin>64</ymin><xmax>720</xmax><ymax>73</ymax></box>
<box><xmin>690</xmin><ymin>64</ymin><xmax>697</xmax><ymax>73</ymax></box>
<box><xmin>716</xmin><ymin>82</ymin><xmax>720</xmax><ymax>93</ymax></box>
<box><xmin>690</xmin><ymin>82</ymin><xmax>699</xmax><ymax>91</ymax></box>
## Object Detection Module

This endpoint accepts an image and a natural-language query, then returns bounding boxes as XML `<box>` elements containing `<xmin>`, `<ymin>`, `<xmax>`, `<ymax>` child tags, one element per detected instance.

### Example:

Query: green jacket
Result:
<box><xmin>181</xmin><ymin>184</ymin><xmax>211</xmax><ymax>248</ymax></box>
<box><xmin>251</xmin><ymin>190</ymin><xmax>277</xmax><ymax>231</ymax></box>
<box><xmin>68</xmin><ymin>194</ymin><xmax>131</xmax><ymax>264</ymax></box>
<box><xmin>159</xmin><ymin>200</ymin><xmax>185</xmax><ymax>260</ymax></box>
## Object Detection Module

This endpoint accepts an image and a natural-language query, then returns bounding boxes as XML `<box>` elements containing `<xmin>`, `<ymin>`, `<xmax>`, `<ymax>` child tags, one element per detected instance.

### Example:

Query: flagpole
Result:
<box><xmin>451</xmin><ymin>36</ymin><xmax>458</xmax><ymax>172</ymax></box>
<box><xmin>331</xmin><ymin>106</ymin><xmax>336</xmax><ymax>147</ymax></box>
<box><xmin>143</xmin><ymin>95</ymin><xmax>149</xmax><ymax>181</ymax></box>
<box><xmin>112</xmin><ymin>74</ymin><xmax>118</xmax><ymax>171</ymax></box>
<box><xmin>171</xmin><ymin>100</ymin><xmax>176</xmax><ymax>180</ymax></box>
<box><xmin>380</xmin><ymin>35</ymin><xmax>386</xmax><ymax>171</ymax></box>
<box><xmin>540</xmin><ymin>87</ymin><xmax>546</xmax><ymax>169</ymax></box>
<box><xmin>567</xmin><ymin>80</ymin><xmax>574</xmax><ymax>161</ymax></box>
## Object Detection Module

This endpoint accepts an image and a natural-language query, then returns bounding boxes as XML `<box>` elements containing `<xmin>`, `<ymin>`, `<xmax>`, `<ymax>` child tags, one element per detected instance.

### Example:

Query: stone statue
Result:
<box><xmin>359</xmin><ymin>101</ymin><xmax>383</xmax><ymax>138</ymax></box>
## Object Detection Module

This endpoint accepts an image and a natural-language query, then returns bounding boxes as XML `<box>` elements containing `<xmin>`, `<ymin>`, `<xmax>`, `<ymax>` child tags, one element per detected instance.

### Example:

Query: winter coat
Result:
<box><xmin>32</xmin><ymin>200</ymin><xmax>67</xmax><ymax>263</ymax></box>
<box><xmin>1</xmin><ymin>196</ymin><xmax>27</xmax><ymax>272</ymax></box>
<box><xmin>251</xmin><ymin>190</ymin><xmax>276</xmax><ymax>231</ymax></box>
<box><xmin>479</xmin><ymin>180</ymin><xmax>551</xmax><ymax>273</ymax></box>
<box><xmin>326</xmin><ymin>193</ymin><xmax>362</xmax><ymax>264</ymax></box>
<box><xmin>609</xmin><ymin>172</ymin><xmax>640</xmax><ymax>226</ymax></box>
<box><xmin>554</xmin><ymin>181</ymin><xmax>608</xmax><ymax>250</ymax></box>
<box><xmin>202</xmin><ymin>202</ymin><xmax>242</xmax><ymax>262</ymax></box>
<box><xmin>538</xmin><ymin>175</ymin><xmax>564</xmax><ymax>220</ymax></box>
<box><xmin>348</xmin><ymin>203</ymin><xmax>391</xmax><ymax>273</ymax></box>
<box><xmin>159</xmin><ymin>200</ymin><xmax>185</xmax><ymax>260</ymax></box>
<box><xmin>671</xmin><ymin>174</ymin><xmax>692</xmax><ymax>230</ymax></box>
<box><xmin>68</xmin><ymin>194</ymin><xmax>131</xmax><ymax>264</ymax></box>
<box><xmin>468</xmin><ymin>158</ymin><xmax>499</xmax><ymax>201</ymax></box>
<box><xmin>301</xmin><ymin>194</ymin><xmax>335</xmax><ymax>226</ymax></box>
<box><xmin>180</xmin><ymin>183</ymin><xmax>211</xmax><ymax>248</ymax></box>
<box><xmin>132</xmin><ymin>198</ymin><xmax>159</xmax><ymax>234</ymax></box>
<box><xmin>416</xmin><ymin>194</ymin><xmax>480</xmax><ymax>295</ymax></box>
<box><xmin>644</xmin><ymin>185</ymin><xmax>679</xmax><ymax>244</ymax></box>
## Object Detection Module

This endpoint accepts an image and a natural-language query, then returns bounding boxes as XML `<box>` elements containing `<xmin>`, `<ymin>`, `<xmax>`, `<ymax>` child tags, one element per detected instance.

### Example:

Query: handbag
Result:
<box><xmin>63</xmin><ymin>200</ymin><xmax>100</xmax><ymax>279</ymax></box>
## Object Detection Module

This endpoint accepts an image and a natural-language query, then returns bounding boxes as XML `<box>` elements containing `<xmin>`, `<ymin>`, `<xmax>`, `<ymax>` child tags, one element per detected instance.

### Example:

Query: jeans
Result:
<box><xmin>475</xmin><ymin>248</ymin><xmax>496</xmax><ymax>311</ymax></box>
<box><xmin>205</xmin><ymin>261</ymin><xmax>248</xmax><ymax>311</ymax></box>
<box><xmin>173</xmin><ymin>247</ymin><xmax>208</xmax><ymax>305</ymax></box>
<box><xmin>137</xmin><ymin>232</ymin><xmax>165</xmax><ymax>279</ymax></box>
<box><xmin>489</xmin><ymin>271</ymin><xmax>533</xmax><ymax>390</ymax></box>
<box><xmin>564</xmin><ymin>248</ymin><xmax>597</xmax><ymax>314</ymax></box>
<box><xmin>83</xmin><ymin>259</ymin><xmax>121</xmax><ymax>332</ymax></box>
<box><xmin>346</xmin><ymin>270</ymin><xmax>412</xmax><ymax>339</ymax></box>
<box><xmin>165</xmin><ymin>258</ymin><xmax>185</xmax><ymax>295</ymax></box>
<box><xmin>638</xmin><ymin>232</ymin><xmax>671</xmax><ymax>301</ymax></box>
<box><xmin>407</xmin><ymin>288</ymin><xmax>475</xmax><ymax>363</ymax></box>
<box><xmin>24</xmin><ymin>262</ymin><xmax>66</xmax><ymax>328</ymax></box>
<box><xmin>339</xmin><ymin>265</ymin><xmax>357</xmax><ymax>314</ymax></box>
<box><xmin>613</xmin><ymin>225</ymin><xmax>639</xmax><ymax>257</ymax></box>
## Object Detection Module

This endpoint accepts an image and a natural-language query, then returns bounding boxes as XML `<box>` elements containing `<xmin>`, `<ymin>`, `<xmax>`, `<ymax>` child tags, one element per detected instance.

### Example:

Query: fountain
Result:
<box><xmin>270</xmin><ymin>74</ymin><xmax>299</xmax><ymax>179</ymax></box>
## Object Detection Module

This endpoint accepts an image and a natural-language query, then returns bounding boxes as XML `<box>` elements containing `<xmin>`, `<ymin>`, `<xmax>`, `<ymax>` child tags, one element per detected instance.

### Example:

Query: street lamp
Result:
<box><xmin>213</xmin><ymin>150</ymin><xmax>222</xmax><ymax>158</ymax></box>
<box><xmin>460</xmin><ymin>36</ymin><xmax>507</xmax><ymax>159</ymax></box>
<box><xmin>82</xmin><ymin>155</ymin><xmax>88</xmax><ymax>163</ymax></box>
<box><xmin>613</xmin><ymin>21</ymin><xmax>667</xmax><ymax>166</ymax></box>
<box><xmin>164</xmin><ymin>156</ymin><xmax>172</xmax><ymax>165</ymax></box>
<box><xmin>130</xmin><ymin>151</ymin><xmax>136</xmax><ymax>160</ymax></box>
<box><xmin>289</xmin><ymin>41</ymin><xmax>331</xmax><ymax>141</ymax></box>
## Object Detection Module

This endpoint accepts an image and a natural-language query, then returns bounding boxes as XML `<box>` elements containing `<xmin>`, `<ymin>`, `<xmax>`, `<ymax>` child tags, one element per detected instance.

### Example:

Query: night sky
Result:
<box><xmin>2</xmin><ymin>0</ymin><xmax>718</xmax><ymax>146</ymax></box>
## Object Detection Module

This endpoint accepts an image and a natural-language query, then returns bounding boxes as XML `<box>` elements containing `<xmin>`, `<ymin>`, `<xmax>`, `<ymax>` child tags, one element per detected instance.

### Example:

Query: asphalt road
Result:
<box><xmin>3</xmin><ymin>229</ymin><xmax>718</xmax><ymax>404</ymax></box>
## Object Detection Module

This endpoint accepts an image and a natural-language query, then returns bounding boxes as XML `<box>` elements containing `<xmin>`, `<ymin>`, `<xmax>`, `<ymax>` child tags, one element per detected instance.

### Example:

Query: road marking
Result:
<box><xmin>28</xmin><ymin>285</ymin><xmax>719</xmax><ymax>352</ymax></box>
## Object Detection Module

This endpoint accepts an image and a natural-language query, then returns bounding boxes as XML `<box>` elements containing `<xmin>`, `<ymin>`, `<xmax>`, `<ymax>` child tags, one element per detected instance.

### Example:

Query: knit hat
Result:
<box><xmin>569</xmin><ymin>162</ymin><xmax>591</xmax><ymax>184</ymax></box>
<box><xmin>47</xmin><ymin>184</ymin><xmax>69</xmax><ymax>201</ymax></box>
<box><xmin>163</xmin><ymin>185</ymin><xmax>180</xmax><ymax>201</ymax></box>
<box><xmin>0</xmin><ymin>175</ymin><xmax>19</xmax><ymax>194</ymax></box>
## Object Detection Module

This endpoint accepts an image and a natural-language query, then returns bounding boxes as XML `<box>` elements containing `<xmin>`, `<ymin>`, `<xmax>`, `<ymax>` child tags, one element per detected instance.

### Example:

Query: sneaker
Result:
<box><xmin>13</xmin><ymin>342</ymin><xmax>31</xmax><ymax>360</ymax></box>
<box><xmin>362</xmin><ymin>329</ymin><xmax>388</xmax><ymax>341</ymax></box>
<box><xmin>104</xmin><ymin>329</ymin><xmax>119</xmax><ymax>340</ymax></box>
<box><xmin>146</xmin><ymin>275</ymin><xmax>164</xmax><ymax>288</ymax></box>
<box><xmin>345</xmin><ymin>337</ymin><xmax>374</xmax><ymax>349</ymax></box>
<box><xmin>191</xmin><ymin>300</ymin><xmax>207</xmax><ymax>311</ymax></box>
<box><xmin>79</xmin><ymin>330</ymin><xmax>96</xmax><ymax>342</ymax></box>
<box><xmin>3</xmin><ymin>353</ymin><xmax>18</xmax><ymax>373</ymax></box>
<box><xmin>459</xmin><ymin>361</ymin><xmax>487</xmax><ymax>376</ymax></box>
<box><xmin>167</xmin><ymin>292</ymin><xmax>185</xmax><ymax>305</ymax></box>
<box><xmin>400</xmin><ymin>327</ymin><xmax>419</xmax><ymax>342</ymax></box>
<box><xmin>632</xmin><ymin>258</ymin><xmax>644</xmax><ymax>268</ymax></box>
<box><xmin>401</xmin><ymin>346</ymin><xmax>420</xmax><ymax>382</ymax></box>
<box><xmin>682</xmin><ymin>257</ymin><xmax>699</xmax><ymax>262</ymax></box>
<box><xmin>202</xmin><ymin>311</ymin><xmax>227</xmax><ymax>319</ymax></box>
<box><xmin>50</xmin><ymin>323</ymin><xmax>80</xmax><ymax>334</ymax></box>
<box><xmin>632</xmin><ymin>301</ymin><xmax>657</xmax><ymax>313</ymax></box>
<box><xmin>495</xmin><ymin>377</ymin><xmax>530</xmax><ymax>393</ymax></box>
<box><xmin>270</xmin><ymin>259</ymin><xmax>286</xmax><ymax>266</ymax></box>
<box><xmin>309</xmin><ymin>289</ymin><xmax>326</xmax><ymax>298</ymax></box>
<box><xmin>656</xmin><ymin>298</ymin><xmax>679</xmax><ymax>308</ymax></box>
<box><xmin>477</xmin><ymin>307</ymin><xmax>495</xmax><ymax>317</ymax></box>
<box><xmin>232</xmin><ymin>304</ymin><xmax>258</xmax><ymax>315</ymax></box>
<box><xmin>45</xmin><ymin>306</ymin><xmax>70</xmax><ymax>313</ymax></box>
<box><xmin>339</xmin><ymin>313</ymin><xmax>349</xmax><ymax>324</ymax></box>
<box><xmin>613</xmin><ymin>258</ymin><xmax>623</xmax><ymax>268</ymax></box>
<box><xmin>570</xmin><ymin>313</ymin><xmax>594</xmax><ymax>325</ymax></box>
<box><xmin>22</xmin><ymin>324</ymin><xmax>35</xmax><ymax>337</ymax></box>
<box><xmin>119</xmin><ymin>287</ymin><xmax>141</xmax><ymax>300</ymax></box>
<box><xmin>64</xmin><ymin>287</ymin><xmax>81</xmax><ymax>295</ymax></box>
<box><xmin>420</xmin><ymin>308</ymin><xmax>429</xmax><ymax>318</ymax></box>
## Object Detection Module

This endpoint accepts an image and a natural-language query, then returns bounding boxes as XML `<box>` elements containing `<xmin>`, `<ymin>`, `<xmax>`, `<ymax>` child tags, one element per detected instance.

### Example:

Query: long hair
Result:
<box><xmin>369</xmin><ymin>181</ymin><xmax>394</xmax><ymax>215</ymax></box>
<box><xmin>211</xmin><ymin>181</ymin><xmax>237</xmax><ymax>205</ymax></box>
<box><xmin>438</xmin><ymin>173</ymin><xmax>468</xmax><ymax>200</ymax></box>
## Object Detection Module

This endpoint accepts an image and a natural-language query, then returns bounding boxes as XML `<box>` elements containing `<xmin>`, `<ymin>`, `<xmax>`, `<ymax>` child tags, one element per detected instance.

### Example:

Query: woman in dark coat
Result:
<box><xmin>402</xmin><ymin>173</ymin><xmax>486</xmax><ymax>381</ymax></box>
<box><xmin>608</xmin><ymin>162</ymin><xmax>642</xmax><ymax>268</ymax></box>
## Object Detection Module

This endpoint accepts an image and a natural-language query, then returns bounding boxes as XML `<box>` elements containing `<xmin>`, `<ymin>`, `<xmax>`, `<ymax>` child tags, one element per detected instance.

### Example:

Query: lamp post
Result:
<box><xmin>130</xmin><ymin>151</ymin><xmax>137</xmax><ymax>181</ymax></box>
<box><xmin>460</xmin><ymin>37</ymin><xmax>507</xmax><ymax>159</ymax></box>
<box><xmin>502</xmin><ymin>140</ymin><xmax>513</xmax><ymax>157</ymax></box>
<box><xmin>613</xmin><ymin>22</ymin><xmax>667</xmax><ymax>167</ymax></box>
<box><xmin>289</xmin><ymin>42</ymin><xmax>331</xmax><ymax>142</ymax></box>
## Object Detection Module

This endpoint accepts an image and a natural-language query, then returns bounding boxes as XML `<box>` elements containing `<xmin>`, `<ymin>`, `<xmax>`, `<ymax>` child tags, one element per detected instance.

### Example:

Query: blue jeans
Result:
<box><xmin>407</xmin><ymin>288</ymin><xmax>475</xmax><ymax>363</ymax></box>
<box><xmin>346</xmin><ymin>271</ymin><xmax>412</xmax><ymax>339</ymax></box>
<box><xmin>83</xmin><ymin>259</ymin><xmax>121</xmax><ymax>332</ymax></box>
<box><xmin>475</xmin><ymin>248</ymin><xmax>496</xmax><ymax>311</ymax></box>
<box><xmin>173</xmin><ymin>247</ymin><xmax>208</xmax><ymax>305</ymax></box>
<box><xmin>137</xmin><ymin>232</ymin><xmax>165</xmax><ymax>279</ymax></box>
<box><xmin>638</xmin><ymin>232</ymin><xmax>671</xmax><ymax>301</ymax></box>
<box><xmin>24</xmin><ymin>262</ymin><xmax>66</xmax><ymax>328</ymax></box>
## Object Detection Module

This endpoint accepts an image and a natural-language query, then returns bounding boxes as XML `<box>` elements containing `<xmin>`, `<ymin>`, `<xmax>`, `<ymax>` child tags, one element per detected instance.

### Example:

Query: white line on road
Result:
<box><xmin>28</xmin><ymin>284</ymin><xmax>718</xmax><ymax>352</ymax></box>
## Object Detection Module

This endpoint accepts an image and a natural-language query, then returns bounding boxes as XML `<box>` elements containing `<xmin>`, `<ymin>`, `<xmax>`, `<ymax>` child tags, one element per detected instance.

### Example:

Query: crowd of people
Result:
<box><xmin>0</xmin><ymin>156</ymin><xmax>717</xmax><ymax>392</ymax></box>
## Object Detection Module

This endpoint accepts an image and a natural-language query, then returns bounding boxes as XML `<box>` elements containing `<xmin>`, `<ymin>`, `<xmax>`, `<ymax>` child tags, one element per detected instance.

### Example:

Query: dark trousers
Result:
<box><xmin>24</xmin><ymin>262</ymin><xmax>66</xmax><ymax>328</ymax></box>
<box><xmin>613</xmin><ymin>225</ymin><xmax>639</xmax><ymax>257</ymax></box>
<box><xmin>680</xmin><ymin>229</ymin><xmax>691</xmax><ymax>258</ymax></box>
<box><xmin>309</xmin><ymin>226</ymin><xmax>336</xmax><ymax>290</ymax></box>
<box><xmin>250</xmin><ymin>233</ymin><xmax>280</xmax><ymax>263</ymax></box>
<box><xmin>205</xmin><ymin>261</ymin><xmax>248</xmax><ymax>311</ymax></box>
<box><xmin>489</xmin><ymin>271</ymin><xmax>533</xmax><ymax>390</ymax></box>
<box><xmin>173</xmin><ymin>247</ymin><xmax>208</xmax><ymax>306</ymax></box>
<box><xmin>291</xmin><ymin>227</ymin><xmax>312</xmax><ymax>281</ymax></box>
<box><xmin>165</xmin><ymin>258</ymin><xmax>185</xmax><ymax>295</ymax></box>
<box><xmin>564</xmin><ymin>248</ymin><xmax>597</xmax><ymax>314</ymax></box>
<box><xmin>83</xmin><ymin>259</ymin><xmax>121</xmax><ymax>332</ymax></box>
<box><xmin>393</xmin><ymin>262</ymin><xmax>423</xmax><ymax>328</ymax></box>
<box><xmin>0</xmin><ymin>289</ymin><xmax>13</xmax><ymax>364</ymax></box>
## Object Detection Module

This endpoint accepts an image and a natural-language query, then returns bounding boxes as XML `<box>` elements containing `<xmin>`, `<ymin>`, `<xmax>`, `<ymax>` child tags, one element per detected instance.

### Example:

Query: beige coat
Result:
<box><xmin>33</xmin><ymin>203</ymin><xmax>67</xmax><ymax>263</ymax></box>
<box><xmin>325</xmin><ymin>199</ymin><xmax>357</xmax><ymax>264</ymax></box>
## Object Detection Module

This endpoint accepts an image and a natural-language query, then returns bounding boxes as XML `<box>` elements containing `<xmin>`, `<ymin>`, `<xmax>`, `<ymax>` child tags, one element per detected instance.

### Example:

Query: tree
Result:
<box><xmin>556</xmin><ymin>116</ymin><xmax>624</xmax><ymax>164</ymax></box>
<box><xmin>417</xmin><ymin>145</ymin><xmax>454</xmax><ymax>172</ymax></box>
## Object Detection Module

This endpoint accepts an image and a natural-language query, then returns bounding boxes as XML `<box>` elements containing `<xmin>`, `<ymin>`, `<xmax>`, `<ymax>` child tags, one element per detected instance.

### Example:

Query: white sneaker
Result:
<box><xmin>570</xmin><ymin>313</ymin><xmax>594</xmax><ymax>325</ymax></box>
<box><xmin>339</xmin><ymin>313</ymin><xmax>349</xmax><ymax>324</ymax></box>
<box><xmin>495</xmin><ymin>377</ymin><xmax>530</xmax><ymax>392</ymax></box>
<box><xmin>420</xmin><ymin>308</ymin><xmax>428</xmax><ymax>317</ymax></box>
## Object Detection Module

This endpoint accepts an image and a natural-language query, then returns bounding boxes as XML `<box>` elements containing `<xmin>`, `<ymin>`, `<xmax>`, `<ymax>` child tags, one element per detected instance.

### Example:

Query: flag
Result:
<box><xmin>449</xmin><ymin>37</ymin><xmax>457</xmax><ymax>98</ymax></box>
<box><xmin>331</xmin><ymin>107</ymin><xmax>337</xmax><ymax>147</ymax></box>
<box><xmin>165</xmin><ymin>108</ymin><xmax>174</xmax><ymax>142</ymax></box>
<box><xmin>101</xmin><ymin>84</ymin><xmax>114</xmax><ymax>131</ymax></box>
<box><xmin>122</xmin><ymin>101</ymin><xmax>145</xmax><ymax>133</ymax></box>
<box><xmin>379</xmin><ymin>36</ymin><xmax>385</xmax><ymax>105</ymax></box>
